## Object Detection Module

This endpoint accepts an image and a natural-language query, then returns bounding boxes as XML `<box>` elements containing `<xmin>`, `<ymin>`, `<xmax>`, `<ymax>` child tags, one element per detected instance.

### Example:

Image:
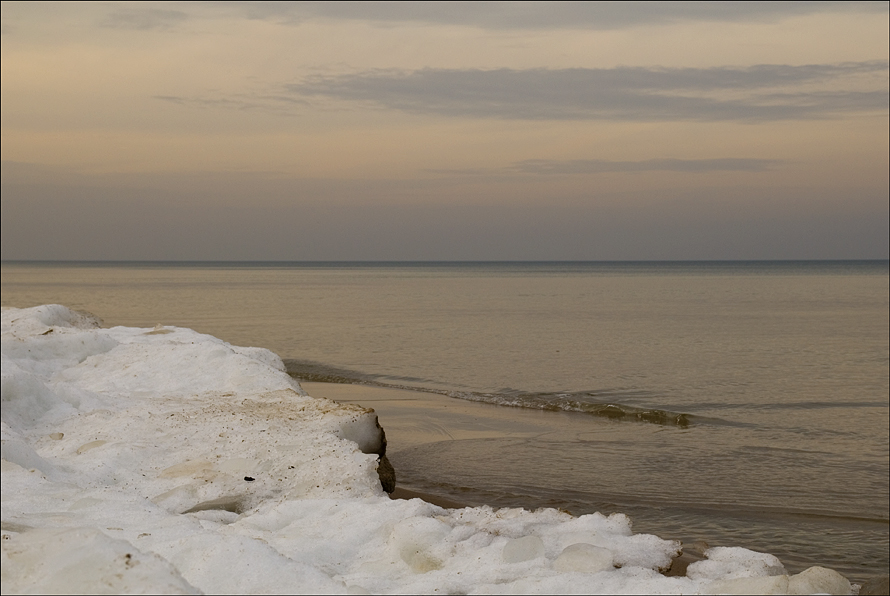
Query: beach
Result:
<box><xmin>302</xmin><ymin>381</ymin><xmax>669</xmax><ymax>510</ymax></box>
<box><xmin>311</xmin><ymin>380</ymin><xmax>890</xmax><ymax>593</ymax></box>
<box><xmin>2</xmin><ymin>303</ymin><xmax>870</xmax><ymax>594</ymax></box>
<box><xmin>302</xmin><ymin>381</ymin><xmax>569</xmax><ymax>509</ymax></box>
<box><xmin>302</xmin><ymin>382</ymin><xmax>565</xmax><ymax>455</ymax></box>
<box><xmin>304</xmin><ymin>381</ymin><xmax>890</xmax><ymax>582</ymax></box>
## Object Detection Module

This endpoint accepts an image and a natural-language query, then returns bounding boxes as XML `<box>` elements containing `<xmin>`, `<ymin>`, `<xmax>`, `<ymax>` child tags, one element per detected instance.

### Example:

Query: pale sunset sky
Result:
<box><xmin>2</xmin><ymin>2</ymin><xmax>888</xmax><ymax>260</ymax></box>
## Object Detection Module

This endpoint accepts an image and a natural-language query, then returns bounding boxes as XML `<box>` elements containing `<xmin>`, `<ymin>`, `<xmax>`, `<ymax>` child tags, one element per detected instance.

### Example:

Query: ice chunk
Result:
<box><xmin>503</xmin><ymin>535</ymin><xmax>545</xmax><ymax>563</ymax></box>
<box><xmin>788</xmin><ymin>566</ymin><xmax>852</xmax><ymax>595</ymax></box>
<box><xmin>553</xmin><ymin>542</ymin><xmax>614</xmax><ymax>573</ymax></box>
<box><xmin>687</xmin><ymin>545</ymin><xmax>786</xmax><ymax>580</ymax></box>
<box><xmin>9</xmin><ymin>304</ymin><xmax>102</xmax><ymax>331</ymax></box>
<box><xmin>543</xmin><ymin>511</ymin><xmax>679</xmax><ymax>570</ymax></box>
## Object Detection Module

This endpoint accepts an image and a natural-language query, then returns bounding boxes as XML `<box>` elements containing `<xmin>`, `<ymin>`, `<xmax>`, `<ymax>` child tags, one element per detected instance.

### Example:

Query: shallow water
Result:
<box><xmin>2</xmin><ymin>260</ymin><xmax>888</xmax><ymax>582</ymax></box>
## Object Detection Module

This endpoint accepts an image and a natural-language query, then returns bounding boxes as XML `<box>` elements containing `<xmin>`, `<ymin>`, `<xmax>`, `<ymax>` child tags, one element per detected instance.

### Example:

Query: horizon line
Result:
<box><xmin>3</xmin><ymin>259</ymin><xmax>888</xmax><ymax>265</ymax></box>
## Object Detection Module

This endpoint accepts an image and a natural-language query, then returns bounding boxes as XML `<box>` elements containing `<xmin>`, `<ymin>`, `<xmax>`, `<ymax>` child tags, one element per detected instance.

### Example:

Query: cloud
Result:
<box><xmin>238</xmin><ymin>1</ymin><xmax>887</xmax><ymax>30</ymax></box>
<box><xmin>510</xmin><ymin>158</ymin><xmax>782</xmax><ymax>174</ymax></box>
<box><xmin>425</xmin><ymin>158</ymin><xmax>782</xmax><ymax>177</ymax></box>
<box><xmin>153</xmin><ymin>94</ymin><xmax>308</xmax><ymax>114</ymax></box>
<box><xmin>100</xmin><ymin>8</ymin><xmax>189</xmax><ymax>31</ymax></box>
<box><xmin>287</xmin><ymin>62</ymin><xmax>889</xmax><ymax>121</ymax></box>
<box><xmin>87</xmin><ymin>2</ymin><xmax>890</xmax><ymax>35</ymax></box>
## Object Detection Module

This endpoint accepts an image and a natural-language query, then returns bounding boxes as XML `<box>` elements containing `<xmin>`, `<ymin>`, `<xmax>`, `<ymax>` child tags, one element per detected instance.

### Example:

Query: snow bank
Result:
<box><xmin>1</xmin><ymin>305</ymin><xmax>853</xmax><ymax>595</ymax></box>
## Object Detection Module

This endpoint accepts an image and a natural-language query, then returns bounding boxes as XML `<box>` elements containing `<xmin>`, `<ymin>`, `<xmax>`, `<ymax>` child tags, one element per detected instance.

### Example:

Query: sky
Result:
<box><xmin>1</xmin><ymin>1</ymin><xmax>888</xmax><ymax>261</ymax></box>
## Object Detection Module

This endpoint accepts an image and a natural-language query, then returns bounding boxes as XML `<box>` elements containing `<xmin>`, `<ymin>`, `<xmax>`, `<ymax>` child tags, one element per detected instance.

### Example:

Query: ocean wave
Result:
<box><xmin>284</xmin><ymin>359</ymin><xmax>714</xmax><ymax>428</ymax></box>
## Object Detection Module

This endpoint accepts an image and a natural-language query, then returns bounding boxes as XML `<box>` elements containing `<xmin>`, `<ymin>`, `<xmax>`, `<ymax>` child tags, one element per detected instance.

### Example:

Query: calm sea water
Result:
<box><xmin>2</xmin><ymin>261</ymin><xmax>888</xmax><ymax>582</ymax></box>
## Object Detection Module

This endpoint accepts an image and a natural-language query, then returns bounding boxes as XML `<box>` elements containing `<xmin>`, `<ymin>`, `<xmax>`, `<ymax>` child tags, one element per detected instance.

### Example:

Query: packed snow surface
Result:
<box><xmin>1</xmin><ymin>305</ymin><xmax>853</xmax><ymax>594</ymax></box>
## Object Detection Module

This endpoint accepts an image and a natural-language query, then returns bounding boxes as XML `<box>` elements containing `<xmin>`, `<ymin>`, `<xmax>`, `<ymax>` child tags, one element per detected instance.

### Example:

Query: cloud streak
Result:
<box><xmin>425</xmin><ymin>158</ymin><xmax>782</xmax><ymax>177</ymax></box>
<box><xmin>85</xmin><ymin>2</ymin><xmax>889</xmax><ymax>35</ymax></box>
<box><xmin>510</xmin><ymin>158</ymin><xmax>782</xmax><ymax>174</ymax></box>
<box><xmin>288</xmin><ymin>62</ymin><xmax>889</xmax><ymax>121</ymax></box>
<box><xmin>241</xmin><ymin>1</ymin><xmax>886</xmax><ymax>30</ymax></box>
<box><xmin>100</xmin><ymin>8</ymin><xmax>189</xmax><ymax>30</ymax></box>
<box><xmin>153</xmin><ymin>94</ymin><xmax>309</xmax><ymax>115</ymax></box>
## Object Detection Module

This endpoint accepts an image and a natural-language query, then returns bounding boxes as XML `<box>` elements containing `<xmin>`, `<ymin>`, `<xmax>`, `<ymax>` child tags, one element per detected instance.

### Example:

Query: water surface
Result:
<box><xmin>2</xmin><ymin>260</ymin><xmax>887</xmax><ymax>581</ymax></box>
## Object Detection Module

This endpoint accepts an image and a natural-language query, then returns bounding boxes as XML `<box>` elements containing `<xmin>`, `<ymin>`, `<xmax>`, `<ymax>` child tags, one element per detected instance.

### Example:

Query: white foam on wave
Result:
<box><xmin>0</xmin><ymin>305</ymin><xmax>853</xmax><ymax>594</ymax></box>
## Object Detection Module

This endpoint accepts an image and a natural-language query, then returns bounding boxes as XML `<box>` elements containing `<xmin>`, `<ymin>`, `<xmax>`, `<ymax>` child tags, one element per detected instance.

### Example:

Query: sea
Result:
<box><xmin>1</xmin><ymin>260</ymin><xmax>887</xmax><ymax>583</ymax></box>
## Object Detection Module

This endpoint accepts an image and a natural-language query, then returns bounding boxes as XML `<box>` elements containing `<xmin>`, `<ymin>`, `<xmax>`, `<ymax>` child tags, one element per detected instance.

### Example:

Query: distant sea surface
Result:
<box><xmin>2</xmin><ymin>261</ymin><xmax>888</xmax><ymax>582</ymax></box>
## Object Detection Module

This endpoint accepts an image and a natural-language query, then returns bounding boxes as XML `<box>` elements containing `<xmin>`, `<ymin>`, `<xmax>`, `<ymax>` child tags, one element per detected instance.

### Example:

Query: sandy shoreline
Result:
<box><xmin>303</xmin><ymin>380</ymin><xmax>602</xmax><ymax>512</ymax></box>
<box><xmin>300</xmin><ymin>381</ymin><xmax>596</xmax><ymax>510</ymax></box>
<box><xmin>302</xmin><ymin>381</ymin><xmax>890</xmax><ymax>590</ymax></box>
<box><xmin>300</xmin><ymin>381</ymin><xmax>584</xmax><ymax>507</ymax></box>
<box><xmin>301</xmin><ymin>380</ymin><xmax>570</xmax><ymax>451</ymax></box>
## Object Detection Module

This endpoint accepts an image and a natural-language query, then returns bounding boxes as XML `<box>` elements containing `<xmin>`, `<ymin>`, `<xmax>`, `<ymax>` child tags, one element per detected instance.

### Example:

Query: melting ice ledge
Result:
<box><xmin>1</xmin><ymin>305</ymin><xmax>854</xmax><ymax>595</ymax></box>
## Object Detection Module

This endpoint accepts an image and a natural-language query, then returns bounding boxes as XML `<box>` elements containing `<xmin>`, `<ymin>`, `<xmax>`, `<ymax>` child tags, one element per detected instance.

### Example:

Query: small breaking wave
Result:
<box><xmin>462</xmin><ymin>391</ymin><xmax>696</xmax><ymax>427</ymax></box>
<box><xmin>284</xmin><ymin>359</ymin><xmax>709</xmax><ymax>428</ymax></box>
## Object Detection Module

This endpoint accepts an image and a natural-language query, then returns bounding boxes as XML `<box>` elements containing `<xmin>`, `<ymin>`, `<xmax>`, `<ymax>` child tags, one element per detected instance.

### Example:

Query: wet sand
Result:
<box><xmin>301</xmin><ymin>381</ymin><xmax>579</xmax><ymax>449</ymax></box>
<box><xmin>303</xmin><ymin>382</ymin><xmax>711</xmax><ymax>578</ymax></box>
<box><xmin>301</xmin><ymin>381</ymin><xmax>591</xmax><ymax>507</ymax></box>
<box><xmin>301</xmin><ymin>381</ymin><xmax>888</xmax><ymax>586</ymax></box>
